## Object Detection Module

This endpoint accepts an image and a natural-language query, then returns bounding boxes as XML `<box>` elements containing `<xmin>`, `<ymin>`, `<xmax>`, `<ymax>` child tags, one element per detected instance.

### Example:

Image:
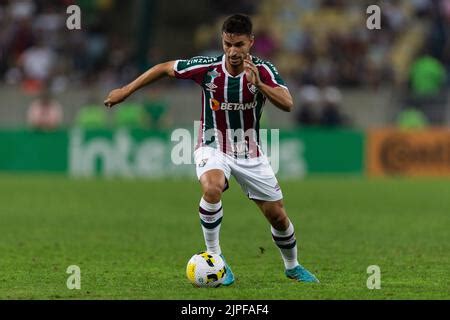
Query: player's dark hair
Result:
<box><xmin>222</xmin><ymin>14</ymin><xmax>253</xmax><ymax>36</ymax></box>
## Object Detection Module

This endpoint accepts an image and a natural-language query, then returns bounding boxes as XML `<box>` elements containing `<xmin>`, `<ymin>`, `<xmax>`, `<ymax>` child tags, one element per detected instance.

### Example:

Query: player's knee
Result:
<box><xmin>203</xmin><ymin>184</ymin><xmax>223</xmax><ymax>203</ymax></box>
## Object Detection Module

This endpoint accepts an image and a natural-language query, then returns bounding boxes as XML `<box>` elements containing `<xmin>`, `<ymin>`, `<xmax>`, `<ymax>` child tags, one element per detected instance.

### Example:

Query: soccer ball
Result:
<box><xmin>186</xmin><ymin>252</ymin><xmax>226</xmax><ymax>287</ymax></box>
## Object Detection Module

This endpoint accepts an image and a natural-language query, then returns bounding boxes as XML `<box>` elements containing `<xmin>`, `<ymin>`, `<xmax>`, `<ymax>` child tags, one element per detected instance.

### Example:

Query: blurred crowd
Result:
<box><xmin>1</xmin><ymin>0</ymin><xmax>450</xmax><ymax>130</ymax></box>
<box><xmin>0</xmin><ymin>0</ymin><xmax>137</xmax><ymax>94</ymax></box>
<box><xmin>197</xmin><ymin>0</ymin><xmax>450</xmax><ymax>128</ymax></box>
<box><xmin>0</xmin><ymin>0</ymin><xmax>150</xmax><ymax>130</ymax></box>
<box><xmin>197</xmin><ymin>0</ymin><xmax>445</xmax><ymax>86</ymax></box>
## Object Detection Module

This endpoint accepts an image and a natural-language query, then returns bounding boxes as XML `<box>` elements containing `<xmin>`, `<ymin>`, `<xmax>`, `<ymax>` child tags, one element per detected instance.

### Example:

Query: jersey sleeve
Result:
<box><xmin>173</xmin><ymin>56</ymin><xmax>216</xmax><ymax>85</ymax></box>
<box><xmin>258</xmin><ymin>60</ymin><xmax>288</xmax><ymax>90</ymax></box>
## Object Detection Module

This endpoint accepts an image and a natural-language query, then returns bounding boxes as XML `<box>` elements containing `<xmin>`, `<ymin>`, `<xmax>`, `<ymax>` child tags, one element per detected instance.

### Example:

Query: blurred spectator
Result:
<box><xmin>9</xmin><ymin>0</ymin><xmax>35</xmax><ymax>21</ymax></box>
<box><xmin>33</xmin><ymin>3</ymin><xmax>64</xmax><ymax>48</ymax></box>
<box><xmin>7</xmin><ymin>14</ymin><xmax>34</xmax><ymax>61</ymax></box>
<box><xmin>296</xmin><ymin>103</ymin><xmax>316</xmax><ymax>127</ymax></box>
<box><xmin>143</xmin><ymin>88</ymin><xmax>170</xmax><ymax>130</ymax></box>
<box><xmin>295</xmin><ymin>85</ymin><xmax>320</xmax><ymax>126</ymax></box>
<box><xmin>319</xmin><ymin>86</ymin><xmax>345</xmax><ymax>127</ymax></box>
<box><xmin>113</xmin><ymin>102</ymin><xmax>145</xmax><ymax>128</ymax></box>
<box><xmin>253</xmin><ymin>29</ymin><xmax>277</xmax><ymax>60</ymax></box>
<box><xmin>27</xmin><ymin>89</ymin><xmax>63</xmax><ymax>131</ymax></box>
<box><xmin>412</xmin><ymin>0</ymin><xmax>432</xmax><ymax>17</ymax></box>
<box><xmin>75</xmin><ymin>94</ymin><xmax>108</xmax><ymax>129</ymax></box>
<box><xmin>406</xmin><ymin>51</ymin><xmax>447</xmax><ymax>124</ymax></box>
<box><xmin>384</xmin><ymin>0</ymin><xmax>408</xmax><ymax>34</ymax></box>
<box><xmin>397</xmin><ymin>107</ymin><xmax>429</xmax><ymax>129</ymax></box>
<box><xmin>409</xmin><ymin>54</ymin><xmax>446</xmax><ymax>97</ymax></box>
<box><xmin>19</xmin><ymin>40</ymin><xmax>56</xmax><ymax>93</ymax></box>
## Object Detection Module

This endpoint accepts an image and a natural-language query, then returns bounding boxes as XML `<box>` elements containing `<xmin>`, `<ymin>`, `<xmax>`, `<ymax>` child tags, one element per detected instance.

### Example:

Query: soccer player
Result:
<box><xmin>104</xmin><ymin>14</ymin><xmax>319</xmax><ymax>285</ymax></box>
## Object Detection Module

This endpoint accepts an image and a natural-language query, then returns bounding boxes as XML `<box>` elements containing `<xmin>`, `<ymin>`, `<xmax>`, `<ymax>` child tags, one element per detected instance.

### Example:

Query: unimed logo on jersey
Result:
<box><xmin>209</xmin><ymin>99</ymin><xmax>257</xmax><ymax>111</ymax></box>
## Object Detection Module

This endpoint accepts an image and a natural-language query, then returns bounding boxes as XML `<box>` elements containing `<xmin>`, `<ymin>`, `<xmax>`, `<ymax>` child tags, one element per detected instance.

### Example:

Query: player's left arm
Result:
<box><xmin>244</xmin><ymin>56</ymin><xmax>293</xmax><ymax>112</ymax></box>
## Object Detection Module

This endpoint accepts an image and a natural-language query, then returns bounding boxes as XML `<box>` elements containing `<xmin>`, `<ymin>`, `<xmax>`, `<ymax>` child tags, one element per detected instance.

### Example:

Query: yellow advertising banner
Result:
<box><xmin>367</xmin><ymin>128</ymin><xmax>450</xmax><ymax>176</ymax></box>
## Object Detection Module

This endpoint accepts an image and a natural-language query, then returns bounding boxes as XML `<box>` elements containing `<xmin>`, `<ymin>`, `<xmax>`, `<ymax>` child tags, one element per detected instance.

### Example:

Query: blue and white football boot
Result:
<box><xmin>220</xmin><ymin>254</ymin><xmax>235</xmax><ymax>286</ymax></box>
<box><xmin>285</xmin><ymin>264</ymin><xmax>319</xmax><ymax>283</ymax></box>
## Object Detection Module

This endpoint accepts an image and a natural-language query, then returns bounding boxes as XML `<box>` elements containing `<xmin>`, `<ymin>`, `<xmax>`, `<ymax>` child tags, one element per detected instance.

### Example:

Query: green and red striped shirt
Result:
<box><xmin>174</xmin><ymin>54</ymin><xmax>287</xmax><ymax>158</ymax></box>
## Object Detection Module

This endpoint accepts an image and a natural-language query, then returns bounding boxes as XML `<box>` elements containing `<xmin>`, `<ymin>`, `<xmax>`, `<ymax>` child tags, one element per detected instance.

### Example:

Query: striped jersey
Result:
<box><xmin>173</xmin><ymin>54</ymin><xmax>287</xmax><ymax>158</ymax></box>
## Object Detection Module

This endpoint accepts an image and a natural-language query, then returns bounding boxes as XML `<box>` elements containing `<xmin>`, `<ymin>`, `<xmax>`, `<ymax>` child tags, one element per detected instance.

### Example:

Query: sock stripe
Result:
<box><xmin>271</xmin><ymin>221</ymin><xmax>299</xmax><ymax>269</ymax></box>
<box><xmin>273</xmin><ymin>238</ymin><xmax>296</xmax><ymax>247</ymax></box>
<box><xmin>199</xmin><ymin>206</ymin><xmax>223</xmax><ymax>216</ymax></box>
<box><xmin>276</xmin><ymin>240</ymin><xmax>297</xmax><ymax>250</ymax></box>
<box><xmin>200</xmin><ymin>217</ymin><xmax>223</xmax><ymax>229</ymax></box>
<box><xmin>272</xmin><ymin>232</ymin><xmax>295</xmax><ymax>242</ymax></box>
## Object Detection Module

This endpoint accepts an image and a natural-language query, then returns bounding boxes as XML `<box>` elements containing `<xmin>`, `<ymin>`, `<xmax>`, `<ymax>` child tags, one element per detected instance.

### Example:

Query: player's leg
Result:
<box><xmin>229</xmin><ymin>154</ymin><xmax>318</xmax><ymax>283</ymax></box>
<box><xmin>198</xmin><ymin>169</ymin><xmax>226</xmax><ymax>255</ymax></box>
<box><xmin>253</xmin><ymin>199</ymin><xmax>319</xmax><ymax>283</ymax></box>
<box><xmin>253</xmin><ymin>199</ymin><xmax>297</xmax><ymax>268</ymax></box>
<box><xmin>194</xmin><ymin>146</ymin><xmax>234</xmax><ymax>285</ymax></box>
<box><xmin>198</xmin><ymin>169</ymin><xmax>235</xmax><ymax>285</ymax></box>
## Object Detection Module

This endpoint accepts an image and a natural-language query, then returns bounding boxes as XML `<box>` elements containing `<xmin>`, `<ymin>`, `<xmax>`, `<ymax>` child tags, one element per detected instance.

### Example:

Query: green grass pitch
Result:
<box><xmin>0</xmin><ymin>174</ymin><xmax>448</xmax><ymax>299</ymax></box>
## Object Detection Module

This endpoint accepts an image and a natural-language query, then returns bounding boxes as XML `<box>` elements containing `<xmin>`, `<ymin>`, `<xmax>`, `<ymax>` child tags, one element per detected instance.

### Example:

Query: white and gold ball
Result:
<box><xmin>186</xmin><ymin>252</ymin><xmax>226</xmax><ymax>287</ymax></box>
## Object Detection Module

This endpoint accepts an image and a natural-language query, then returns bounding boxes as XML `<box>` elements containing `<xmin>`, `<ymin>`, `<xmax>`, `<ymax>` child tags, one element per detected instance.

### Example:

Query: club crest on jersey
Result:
<box><xmin>247</xmin><ymin>83</ymin><xmax>258</xmax><ymax>95</ymax></box>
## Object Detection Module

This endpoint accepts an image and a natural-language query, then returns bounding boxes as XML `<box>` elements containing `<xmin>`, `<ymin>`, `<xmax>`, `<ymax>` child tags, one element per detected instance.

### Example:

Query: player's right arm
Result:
<box><xmin>104</xmin><ymin>61</ymin><xmax>176</xmax><ymax>108</ymax></box>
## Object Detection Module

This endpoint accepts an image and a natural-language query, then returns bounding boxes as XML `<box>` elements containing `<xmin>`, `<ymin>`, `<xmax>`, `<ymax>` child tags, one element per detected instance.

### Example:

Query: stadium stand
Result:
<box><xmin>1</xmin><ymin>0</ymin><xmax>449</xmax><ymax>128</ymax></box>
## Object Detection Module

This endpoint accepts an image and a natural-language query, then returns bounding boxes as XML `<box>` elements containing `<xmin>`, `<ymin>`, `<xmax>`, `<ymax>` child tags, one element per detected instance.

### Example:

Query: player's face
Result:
<box><xmin>222</xmin><ymin>32</ymin><xmax>254</xmax><ymax>67</ymax></box>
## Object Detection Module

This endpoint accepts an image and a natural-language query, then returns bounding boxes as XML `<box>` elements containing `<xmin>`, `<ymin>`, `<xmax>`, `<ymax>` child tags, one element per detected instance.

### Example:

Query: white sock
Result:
<box><xmin>271</xmin><ymin>221</ymin><xmax>299</xmax><ymax>270</ymax></box>
<box><xmin>199</xmin><ymin>197</ymin><xmax>223</xmax><ymax>255</ymax></box>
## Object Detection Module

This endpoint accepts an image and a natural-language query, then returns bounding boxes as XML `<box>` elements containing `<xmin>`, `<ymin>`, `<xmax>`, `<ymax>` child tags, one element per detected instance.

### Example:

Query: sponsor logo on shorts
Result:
<box><xmin>274</xmin><ymin>183</ymin><xmax>281</xmax><ymax>191</ymax></box>
<box><xmin>199</xmin><ymin>158</ymin><xmax>208</xmax><ymax>167</ymax></box>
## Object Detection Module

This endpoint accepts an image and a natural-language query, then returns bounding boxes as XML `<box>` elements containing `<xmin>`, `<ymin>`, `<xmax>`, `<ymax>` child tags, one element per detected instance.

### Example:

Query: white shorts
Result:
<box><xmin>193</xmin><ymin>146</ymin><xmax>283</xmax><ymax>202</ymax></box>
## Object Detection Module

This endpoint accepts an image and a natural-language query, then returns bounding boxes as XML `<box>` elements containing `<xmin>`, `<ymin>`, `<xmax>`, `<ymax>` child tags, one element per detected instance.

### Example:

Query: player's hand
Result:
<box><xmin>244</xmin><ymin>54</ymin><xmax>262</xmax><ymax>87</ymax></box>
<box><xmin>104</xmin><ymin>88</ymin><xmax>129</xmax><ymax>108</ymax></box>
